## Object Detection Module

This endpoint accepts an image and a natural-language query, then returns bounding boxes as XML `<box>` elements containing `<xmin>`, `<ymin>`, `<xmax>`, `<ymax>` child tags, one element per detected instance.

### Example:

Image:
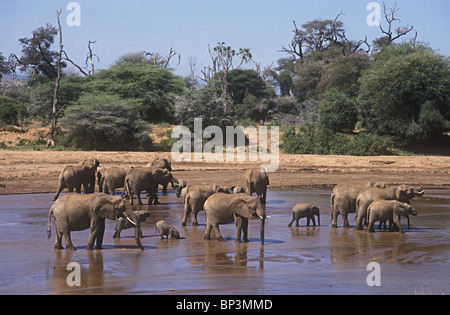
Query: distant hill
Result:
<box><xmin>0</xmin><ymin>73</ymin><xmax>27</xmax><ymax>89</ymax></box>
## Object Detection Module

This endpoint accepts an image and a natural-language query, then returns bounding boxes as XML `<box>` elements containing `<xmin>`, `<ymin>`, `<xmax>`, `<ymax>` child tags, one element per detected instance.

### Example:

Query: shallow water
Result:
<box><xmin>0</xmin><ymin>189</ymin><xmax>449</xmax><ymax>295</ymax></box>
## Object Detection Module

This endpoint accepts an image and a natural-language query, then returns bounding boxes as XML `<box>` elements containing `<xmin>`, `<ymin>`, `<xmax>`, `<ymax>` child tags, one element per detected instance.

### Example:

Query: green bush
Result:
<box><xmin>60</xmin><ymin>93</ymin><xmax>152</xmax><ymax>150</ymax></box>
<box><xmin>0</xmin><ymin>95</ymin><xmax>19</xmax><ymax>125</ymax></box>
<box><xmin>318</xmin><ymin>89</ymin><xmax>358</xmax><ymax>132</ymax></box>
<box><xmin>282</xmin><ymin>123</ymin><xmax>393</xmax><ymax>156</ymax></box>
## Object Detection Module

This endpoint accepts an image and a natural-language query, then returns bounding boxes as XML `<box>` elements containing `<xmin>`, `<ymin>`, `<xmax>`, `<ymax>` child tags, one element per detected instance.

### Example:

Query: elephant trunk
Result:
<box><xmin>126</xmin><ymin>211</ymin><xmax>144</xmax><ymax>250</ymax></box>
<box><xmin>260</xmin><ymin>217</ymin><xmax>265</xmax><ymax>245</ymax></box>
<box><xmin>317</xmin><ymin>212</ymin><xmax>320</xmax><ymax>226</ymax></box>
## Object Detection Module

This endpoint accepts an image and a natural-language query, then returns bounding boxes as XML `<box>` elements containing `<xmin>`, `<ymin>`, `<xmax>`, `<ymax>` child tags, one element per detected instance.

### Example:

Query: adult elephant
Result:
<box><xmin>147</xmin><ymin>158</ymin><xmax>172</xmax><ymax>194</ymax></box>
<box><xmin>181</xmin><ymin>184</ymin><xmax>229</xmax><ymax>226</ymax></box>
<box><xmin>243</xmin><ymin>168</ymin><xmax>269</xmax><ymax>203</ymax></box>
<box><xmin>331</xmin><ymin>182</ymin><xmax>385</xmax><ymax>228</ymax></box>
<box><xmin>367</xmin><ymin>200</ymin><xmax>418</xmax><ymax>234</ymax></box>
<box><xmin>203</xmin><ymin>193</ymin><xmax>266</xmax><ymax>244</ymax></box>
<box><xmin>175</xmin><ymin>179</ymin><xmax>187</xmax><ymax>198</ymax></box>
<box><xmin>124</xmin><ymin>167</ymin><xmax>177</xmax><ymax>205</ymax></box>
<box><xmin>47</xmin><ymin>193</ymin><xmax>143</xmax><ymax>250</ymax></box>
<box><xmin>53</xmin><ymin>163</ymin><xmax>97</xmax><ymax>201</ymax></box>
<box><xmin>355</xmin><ymin>185</ymin><xmax>424</xmax><ymax>230</ymax></box>
<box><xmin>100</xmin><ymin>167</ymin><xmax>128</xmax><ymax>196</ymax></box>
<box><xmin>77</xmin><ymin>158</ymin><xmax>100</xmax><ymax>194</ymax></box>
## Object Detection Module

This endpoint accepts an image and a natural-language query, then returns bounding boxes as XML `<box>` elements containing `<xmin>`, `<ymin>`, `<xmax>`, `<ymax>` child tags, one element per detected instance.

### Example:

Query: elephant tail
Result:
<box><xmin>47</xmin><ymin>208</ymin><xmax>53</xmax><ymax>239</ymax></box>
<box><xmin>124</xmin><ymin>176</ymin><xmax>131</xmax><ymax>197</ymax></box>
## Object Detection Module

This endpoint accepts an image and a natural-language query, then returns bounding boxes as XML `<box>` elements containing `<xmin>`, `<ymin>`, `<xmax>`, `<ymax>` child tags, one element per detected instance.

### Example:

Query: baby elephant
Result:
<box><xmin>288</xmin><ymin>203</ymin><xmax>320</xmax><ymax>227</ymax></box>
<box><xmin>113</xmin><ymin>210</ymin><xmax>150</xmax><ymax>238</ymax></box>
<box><xmin>155</xmin><ymin>220</ymin><xmax>185</xmax><ymax>240</ymax></box>
<box><xmin>367</xmin><ymin>200</ymin><xmax>418</xmax><ymax>234</ymax></box>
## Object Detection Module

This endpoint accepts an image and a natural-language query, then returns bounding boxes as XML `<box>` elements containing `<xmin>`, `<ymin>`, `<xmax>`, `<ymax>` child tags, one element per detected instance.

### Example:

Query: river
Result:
<box><xmin>0</xmin><ymin>189</ymin><xmax>449</xmax><ymax>295</ymax></box>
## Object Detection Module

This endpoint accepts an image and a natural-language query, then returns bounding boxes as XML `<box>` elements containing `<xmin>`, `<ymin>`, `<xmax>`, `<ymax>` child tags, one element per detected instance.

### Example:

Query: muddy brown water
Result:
<box><xmin>0</xmin><ymin>189</ymin><xmax>449</xmax><ymax>295</ymax></box>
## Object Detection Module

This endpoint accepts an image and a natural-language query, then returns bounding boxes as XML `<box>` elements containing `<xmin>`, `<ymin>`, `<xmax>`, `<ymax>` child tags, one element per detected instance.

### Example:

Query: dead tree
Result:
<box><xmin>379</xmin><ymin>2</ymin><xmax>414</xmax><ymax>44</ymax></box>
<box><xmin>48</xmin><ymin>9</ymin><xmax>63</xmax><ymax>147</ymax></box>
<box><xmin>85</xmin><ymin>40</ymin><xmax>99</xmax><ymax>75</ymax></box>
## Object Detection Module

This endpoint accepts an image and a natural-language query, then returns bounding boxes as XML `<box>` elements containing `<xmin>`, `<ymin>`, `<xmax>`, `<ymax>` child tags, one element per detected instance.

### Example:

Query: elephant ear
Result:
<box><xmin>393</xmin><ymin>202</ymin><xmax>408</xmax><ymax>216</ymax></box>
<box><xmin>231</xmin><ymin>197</ymin><xmax>254</xmax><ymax>219</ymax></box>
<box><xmin>95</xmin><ymin>195</ymin><xmax>120</xmax><ymax>220</ymax></box>
<box><xmin>261</xmin><ymin>167</ymin><xmax>270</xmax><ymax>185</ymax></box>
<box><xmin>396</xmin><ymin>185</ymin><xmax>409</xmax><ymax>202</ymax></box>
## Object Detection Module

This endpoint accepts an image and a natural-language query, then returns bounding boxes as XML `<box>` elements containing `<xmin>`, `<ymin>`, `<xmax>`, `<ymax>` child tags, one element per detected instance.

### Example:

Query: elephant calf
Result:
<box><xmin>113</xmin><ymin>210</ymin><xmax>150</xmax><ymax>238</ymax></box>
<box><xmin>155</xmin><ymin>220</ymin><xmax>184</xmax><ymax>240</ymax></box>
<box><xmin>288</xmin><ymin>203</ymin><xmax>320</xmax><ymax>227</ymax></box>
<box><xmin>367</xmin><ymin>200</ymin><xmax>418</xmax><ymax>234</ymax></box>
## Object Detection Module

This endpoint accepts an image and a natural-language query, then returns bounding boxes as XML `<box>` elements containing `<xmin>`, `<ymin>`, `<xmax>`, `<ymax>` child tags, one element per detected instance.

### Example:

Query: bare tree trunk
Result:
<box><xmin>48</xmin><ymin>9</ymin><xmax>63</xmax><ymax>147</ymax></box>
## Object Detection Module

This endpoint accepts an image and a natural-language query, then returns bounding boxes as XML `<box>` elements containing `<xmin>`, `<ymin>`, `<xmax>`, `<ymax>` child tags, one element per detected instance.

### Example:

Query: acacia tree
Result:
<box><xmin>200</xmin><ymin>42</ymin><xmax>252</xmax><ymax>112</ymax></box>
<box><xmin>358</xmin><ymin>42</ymin><xmax>450</xmax><ymax>143</ymax></box>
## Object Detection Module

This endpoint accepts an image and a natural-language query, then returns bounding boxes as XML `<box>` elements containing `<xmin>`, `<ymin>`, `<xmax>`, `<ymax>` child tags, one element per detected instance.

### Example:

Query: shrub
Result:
<box><xmin>60</xmin><ymin>93</ymin><xmax>151</xmax><ymax>150</ymax></box>
<box><xmin>318</xmin><ymin>89</ymin><xmax>358</xmax><ymax>132</ymax></box>
<box><xmin>282</xmin><ymin>123</ymin><xmax>393</xmax><ymax>156</ymax></box>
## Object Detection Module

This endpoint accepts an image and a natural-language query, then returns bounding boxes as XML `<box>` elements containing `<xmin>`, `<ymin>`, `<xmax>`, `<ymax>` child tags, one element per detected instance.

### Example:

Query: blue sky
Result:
<box><xmin>1</xmin><ymin>0</ymin><xmax>449</xmax><ymax>77</ymax></box>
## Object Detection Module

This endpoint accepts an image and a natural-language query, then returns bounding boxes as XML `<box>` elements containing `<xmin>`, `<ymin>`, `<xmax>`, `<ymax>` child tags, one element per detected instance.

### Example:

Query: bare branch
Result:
<box><xmin>379</xmin><ymin>1</ymin><xmax>414</xmax><ymax>44</ymax></box>
<box><xmin>62</xmin><ymin>51</ymin><xmax>89</xmax><ymax>76</ymax></box>
<box><xmin>85</xmin><ymin>40</ymin><xmax>98</xmax><ymax>75</ymax></box>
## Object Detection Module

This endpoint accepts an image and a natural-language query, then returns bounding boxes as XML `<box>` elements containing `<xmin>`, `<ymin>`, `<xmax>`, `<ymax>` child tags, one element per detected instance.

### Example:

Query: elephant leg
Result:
<box><xmin>288</xmin><ymin>213</ymin><xmax>295</xmax><ymax>227</ymax></box>
<box><xmin>95</xmin><ymin>220</ymin><xmax>105</xmax><ymax>249</ymax></box>
<box><xmin>367</xmin><ymin>220</ymin><xmax>375</xmax><ymax>232</ymax></box>
<box><xmin>261</xmin><ymin>191</ymin><xmax>267</xmax><ymax>204</ymax></box>
<box><xmin>213</xmin><ymin>224</ymin><xmax>224</xmax><ymax>241</ymax></box>
<box><xmin>87</xmin><ymin>218</ymin><xmax>102</xmax><ymax>250</ymax></box>
<box><xmin>162</xmin><ymin>183</ymin><xmax>168</xmax><ymax>194</ymax></box>
<box><xmin>182</xmin><ymin>207</ymin><xmax>191</xmax><ymax>226</ymax></box>
<box><xmin>54</xmin><ymin>223</ymin><xmax>64</xmax><ymax>249</ymax></box>
<box><xmin>242</xmin><ymin>219</ymin><xmax>249</xmax><ymax>242</ymax></box>
<box><xmin>311</xmin><ymin>215</ymin><xmax>317</xmax><ymax>227</ymax></box>
<box><xmin>192</xmin><ymin>210</ymin><xmax>200</xmax><ymax>226</ymax></box>
<box><xmin>342</xmin><ymin>213</ymin><xmax>351</xmax><ymax>228</ymax></box>
<box><xmin>136</xmin><ymin>191</ymin><xmax>143</xmax><ymax>206</ymax></box>
<box><xmin>64</xmin><ymin>230</ymin><xmax>77</xmax><ymax>250</ymax></box>
<box><xmin>204</xmin><ymin>220</ymin><xmax>212</xmax><ymax>240</ymax></box>
<box><xmin>306</xmin><ymin>216</ymin><xmax>311</xmax><ymax>227</ymax></box>
<box><xmin>393</xmin><ymin>215</ymin><xmax>403</xmax><ymax>234</ymax></box>
<box><xmin>354</xmin><ymin>214</ymin><xmax>364</xmax><ymax>230</ymax></box>
<box><xmin>331</xmin><ymin>209</ymin><xmax>339</xmax><ymax>228</ymax></box>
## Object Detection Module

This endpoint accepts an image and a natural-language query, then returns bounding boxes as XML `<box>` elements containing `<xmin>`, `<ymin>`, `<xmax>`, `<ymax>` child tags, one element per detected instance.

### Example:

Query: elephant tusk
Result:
<box><xmin>258</xmin><ymin>215</ymin><xmax>265</xmax><ymax>220</ymax></box>
<box><xmin>126</xmin><ymin>216</ymin><xmax>138</xmax><ymax>226</ymax></box>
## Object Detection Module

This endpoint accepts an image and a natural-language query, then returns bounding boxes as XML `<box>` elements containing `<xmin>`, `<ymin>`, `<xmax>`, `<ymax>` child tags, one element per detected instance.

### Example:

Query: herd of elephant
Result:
<box><xmin>46</xmin><ymin>157</ymin><xmax>424</xmax><ymax>251</ymax></box>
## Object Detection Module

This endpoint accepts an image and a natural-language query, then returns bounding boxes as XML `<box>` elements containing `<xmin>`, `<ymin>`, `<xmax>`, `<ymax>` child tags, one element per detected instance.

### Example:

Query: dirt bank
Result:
<box><xmin>0</xmin><ymin>150</ymin><xmax>449</xmax><ymax>196</ymax></box>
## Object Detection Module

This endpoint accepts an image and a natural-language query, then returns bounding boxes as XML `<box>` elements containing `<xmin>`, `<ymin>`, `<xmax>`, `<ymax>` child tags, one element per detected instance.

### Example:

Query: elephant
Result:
<box><xmin>100</xmin><ymin>167</ymin><xmax>128</xmax><ymax>196</ymax></box>
<box><xmin>288</xmin><ymin>203</ymin><xmax>320</xmax><ymax>227</ymax></box>
<box><xmin>181</xmin><ymin>184</ymin><xmax>229</xmax><ymax>226</ymax></box>
<box><xmin>175</xmin><ymin>179</ymin><xmax>187</xmax><ymax>198</ymax></box>
<box><xmin>231</xmin><ymin>186</ymin><xmax>246</xmax><ymax>194</ymax></box>
<box><xmin>203</xmin><ymin>193</ymin><xmax>266</xmax><ymax>244</ymax></box>
<box><xmin>355</xmin><ymin>185</ymin><xmax>424</xmax><ymax>230</ymax></box>
<box><xmin>53</xmin><ymin>162</ymin><xmax>99</xmax><ymax>201</ymax></box>
<box><xmin>243</xmin><ymin>168</ymin><xmax>269</xmax><ymax>203</ymax></box>
<box><xmin>155</xmin><ymin>220</ymin><xmax>185</xmax><ymax>240</ymax></box>
<box><xmin>330</xmin><ymin>181</ymin><xmax>386</xmax><ymax>228</ymax></box>
<box><xmin>180</xmin><ymin>187</ymin><xmax>189</xmax><ymax>201</ymax></box>
<box><xmin>77</xmin><ymin>158</ymin><xmax>100</xmax><ymax>194</ymax></box>
<box><xmin>367</xmin><ymin>200</ymin><xmax>418</xmax><ymax>234</ymax></box>
<box><xmin>113</xmin><ymin>210</ymin><xmax>150</xmax><ymax>238</ymax></box>
<box><xmin>47</xmin><ymin>193</ymin><xmax>143</xmax><ymax>250</ymax></box>
<box><xmin>147</xmin><ymin>158</ymin><xmax>173</xmax><ymax>194</ymax></box>
<box><xmin>97</xmin><ymin>167</ymin><xmax>106</xmax><ymax>192</ymax></box>
<box><xmin>124</xmin><ymin>167</ymin><xmax>178</xmax><ymax>205</ymax></box>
